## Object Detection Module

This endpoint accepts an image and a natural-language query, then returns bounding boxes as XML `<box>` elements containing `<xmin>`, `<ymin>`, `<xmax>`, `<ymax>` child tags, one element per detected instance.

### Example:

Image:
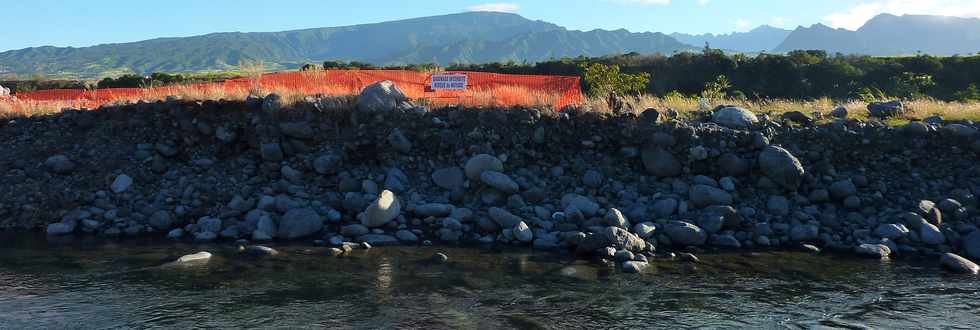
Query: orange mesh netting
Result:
<box><xmin>6</xmin><ymin>70</ymin><xmax>583</xmax><ymax>110</ymax></box>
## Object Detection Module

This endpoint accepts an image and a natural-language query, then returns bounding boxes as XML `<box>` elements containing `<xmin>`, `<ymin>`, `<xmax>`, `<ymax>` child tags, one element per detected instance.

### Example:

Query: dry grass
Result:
<box><xmin>585</xmin><ymin>94</ymin><xmax>980</xmax><ymax>124</ymax></box>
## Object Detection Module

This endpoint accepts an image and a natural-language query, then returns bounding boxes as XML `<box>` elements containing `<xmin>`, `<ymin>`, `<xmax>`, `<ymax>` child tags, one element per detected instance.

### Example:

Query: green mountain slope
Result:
<box><xmin>0</xmin><ymin>12</ymin><xmax>692</xmax><ymax>78</ymax></box>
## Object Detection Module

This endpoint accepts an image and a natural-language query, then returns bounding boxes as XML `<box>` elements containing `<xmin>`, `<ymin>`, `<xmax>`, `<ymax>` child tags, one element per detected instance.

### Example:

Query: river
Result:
<box><xmin>1</xmin><ymin>233</ymin><xmax>979</xmax><ymax>329</ymax></box>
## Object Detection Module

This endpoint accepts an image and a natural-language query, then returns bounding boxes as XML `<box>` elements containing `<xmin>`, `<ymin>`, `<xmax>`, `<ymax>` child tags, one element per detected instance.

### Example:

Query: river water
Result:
<box><xmin>1</xmin><ymin>233</ymin><xmax>979</xmax><ymax>329</ymax></box>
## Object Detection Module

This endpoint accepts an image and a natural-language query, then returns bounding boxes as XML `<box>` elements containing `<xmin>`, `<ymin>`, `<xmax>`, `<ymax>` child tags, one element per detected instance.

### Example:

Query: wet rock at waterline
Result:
<box><xmin>360</xmin><ymin>190</ymin><xmax>401</xmax><ymax>228</ymax></box>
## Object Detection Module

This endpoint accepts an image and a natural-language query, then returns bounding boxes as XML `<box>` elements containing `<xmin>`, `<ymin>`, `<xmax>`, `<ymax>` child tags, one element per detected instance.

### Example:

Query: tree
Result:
<box><xmin>580</xmin><ymin>63</ymin><xmax>650</xmax><ymax>97</ymax></box>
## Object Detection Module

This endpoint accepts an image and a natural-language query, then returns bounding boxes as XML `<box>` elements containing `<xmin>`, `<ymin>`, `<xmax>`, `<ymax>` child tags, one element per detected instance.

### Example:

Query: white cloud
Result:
<box><xmin>735</xmin><ymin>18</ymin><xmax>750</xmax><ymax>29</ymax></box>
<box><xmin>823</xmin><ymin>0</ymin><xmax>980</xmax><ymax>30</ymax></box>
<box><xmin>771</xmin><ymin>16</ymin><xmax>787</xmax><ymax>27</ymax></box>
<box><xmin>606</xmin><ymin>0</ymin><xmax>672</xmax><ymax>5</ymax></box>
<box><xmin>467</xmin><ymin>2</ymin><xmax>520</xmax><ymax>13</ymax></box>
<box><xmin>697</xmin><ymin>0</ymin><xmax>709</xmax><ymax>6</ymax></box>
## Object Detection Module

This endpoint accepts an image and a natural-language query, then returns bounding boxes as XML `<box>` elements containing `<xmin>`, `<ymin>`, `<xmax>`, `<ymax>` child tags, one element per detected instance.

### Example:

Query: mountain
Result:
<box><xmin>0</xmin><ymin>12</ymin><xmax>692</xmax><ymax>78</ymax></box>
<box><xmin>774</xmin><ymin>14</ymin><xmax>980</xmax><ymax>55</ymax></box>
<box><xmin>670</xmin><ymin>25</ymin><xmax>792</xmax><ymax>53</ymax></box>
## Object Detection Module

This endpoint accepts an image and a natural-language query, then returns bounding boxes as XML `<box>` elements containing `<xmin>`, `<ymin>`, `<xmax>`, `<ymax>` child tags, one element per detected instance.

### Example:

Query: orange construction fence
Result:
<box><xmin>7</xmin><ymin>70</ymin><xmax>584</xmax><ymax>110</ymax></box>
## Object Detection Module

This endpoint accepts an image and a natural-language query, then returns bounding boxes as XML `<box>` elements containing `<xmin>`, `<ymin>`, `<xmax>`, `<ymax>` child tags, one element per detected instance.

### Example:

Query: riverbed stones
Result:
<box><xmin>652</xmin><ymin>198</ymin><xmax>678</xmax><ymax>218</ymax></box>
<box><xmin>920</xmin><ymin>223</ymin><xmax>946</xmax><ymax>245</ymax></box>
<box><xmin>758</xmin><ymin>146</ymin><xmax>804</xmax><ymax>190</ymax></box>
<box><xmin>465</xmin><ymin>154</ymin><xmax>504</xmax><ymax>181</ymax></box>
<box><xmin>514</xmin><ymin>221</ymin><xmax>533</xmax><ymax>243</ymax></box>
<box><xmin>313</xmin><ymin>153</ymin><xmax>341</xmax><ymax>175</ymax></box>
<box><xmin>875</xmin><ymin>224</ymin><xmax>910</xmax><ymax>239</ymax></box>
<box><xmin>357</xmin><ymin>80</ymin><xmax>409</xmax><ymax>114</ymax></box>
<box><xmin>480</xmin><ymin>171</ymin><xmax>519</xmax><ymax>194</ymax></box>
<box><xmin>357</xmin><ymin>234</ymin><xmax>399</xmax><ymax>246</ymax></box>
<box><xmin>110</xmin><ymin>174</ymin><xmax>133</xmax><ymax>193</ymax></box>
<box><xmin>561</xmin><ymin>194</ymin><xmax>600</xmax><ymax>217</ymax></box>
<box><xmin>962</xmin><ymin>231</ymin><xmax>980</xmax><ymax>259</ymax></box>
<box><xmin>175</xmin><ymin>252</ymin><xmax>212</xmax><ymax>264</ymax></box>
<box><xmin>664</xmin><ymin>221</ymin><xmax>707</xmax><ymax>246</ymax></box>
<box><xmin>46</xmin><ymin>221</ymin><xmax>76</xmax><ymax>235</ymax></box>
<box><xmin>44</xmin><ymin>155</ymin><xmax>76</xmax><ymax>174</ymax></box>
<box><xmin>259</xmin><ymin>143</ymin><xmax>284</xmax><ymax>162</ymax></box>
<box><xmin>396</xmin><ymin>229</ymin><xmax>419</xmax><ymax>242</ymax></box>
<box><xmin>622</xmin><ymin>261</ymin><xmax>649</xmax><ymax>273</ymax></box>
<box><xmin>244</xmin><ymin>245</ymin><xmax>279</xmax><ymax>257</ymax></box>
<box><xmin>641</xmin><ymin>148</ymin><xmax>681</xmax><ymax>177</ymax></box>
<box><xmin>689</xmin><ymin>185</ymin><xmax>733</xmax><ymax>208</ymax></box>
<box><xmin>278</xmin><ymin>208</ymin><xmax>323</xmax><ymax>239</ymax></box>
<box><xmin>829</xmin><ymin>179</ymin><xmax>857</xmax><ymax>200</ymax></box>
<box><xmin>940</xmin><ymin>253</ymin><xmax>979</xmax><ymax>274</ymax></box>
<box><xmin>431</xmin><ymin>167</ymin><xmax>464</xmax><ymax>190</ymax></box>
<box><xmin>855</xmin><ymin>243</ymin><xmax>891</xmax><ymax>259</ymax></box>
<box><xmin>149</xmin><ymin>211</ymin><xmax>173</xmax><ymax>231</ymax></box>
<box><xmin>489</xmin><ymin>207</ymin><xmax>522</xmax><ymax>228</ymax></box>
<box><xmin>712</xmin><ymin>106</ymin><xmax>758</xmax><ymax>129</ymax></box>
<box><xmin>604</xmin><ymin>208</ymin><xmax>629</xmax><ymax>228</ymax></box>
<box><xmin>361</xmin><ymin>190</ymin><xmax>401</xmax><ymax>228</ymax></box>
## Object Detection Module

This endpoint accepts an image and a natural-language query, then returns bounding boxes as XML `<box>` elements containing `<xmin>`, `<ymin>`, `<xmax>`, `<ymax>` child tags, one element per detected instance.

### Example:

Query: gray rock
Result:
<box><xmin>313</xmin><ymin>153</ymin><xmax>341</xmax><ymax>175</ymax></box>
<box><xmin>149</xmin><ymin>211</ymin><xmax>173</xmax><ymax>231</ymax></box>
<box><xmin>622</xmin><ymin>261</ymin><xmax>649</xmax><ymax>273</ymax></box>
<box><xmin>767</xmin><ymin>195</ymin><xmax>790</xmax><ymax>216</ymax></box>
<box><xmin>414</xmin><ymin>203</ymin><xmax>454</xmax><ymax>217</ymax></box>
<box><xmin>601</xmin><ymin>226</ymin><xmax>647</xmax><ymax>252</ymax></box>
<box><xmin>245</xmin><ymin>245</ymin><xmax>279</xmax><ymax>257</ymax></box>
<box><xmin>561</xmin><ymin>194</ymin><xmax>600</xmax><ymax>217</ymax></box>
<box><xmin>110</xmin><ymin>174</ymin><xmax>133</xmax><ymax>193</ymax></box>
<box><xmin>278</xmin><ymin>208</ymin><xmax>323</xmax><ymax>239</ymax></box>
<box><xmin>652</xmin><ymin>198</ymin><xmax>678</xmax><ymax>218</ymax></box>
<box><xmin>279</xmin><ymin>122</ymin><xmax>314</xmax><ymax>139</ymax></box>
<box><xmin>917</xmin><ymin>200</ymin><xmax>942</xmax><ymax>226</ymax></box>
<box><xmin>464</xmin><ymin>154</ymin><xmax>504</xmax><ymax>181</ymax></box>
<box><xmin>604</xmin><ymin>208</ymin><xmax>629</xmax><ymax>228</ymax></box>
<box><xmin>641</xmin><ymin>148</ymin><xmax>681</xmax><ymax>177</ymax></box>
<box><xmin>664</xmin><ymin>221</ymin><xmax>707</xmax><ymax>246</ymax></box>
<box><xmin>712</xmin><ymin>106</ymin><xmax>758</xmax><ymax>129</ymax></box>
<box><xmin>514</xmin><ymin>222</ymin><xmax>533</xmax><ymax>243</ymax></box>
<box><xmin>689</xmin><ymin>185</ymin><xmax>733</xmax><ymax>208</ymax></box>
<box><xmin>759</xmin><ymin>146</ymin><xmax>804</xmax><ymax>190</ymax></box>
<box><xmin>962</xmin><ymin>230</ymin><xmax>980</xmax><ymax>259</ymax></box>
<box><xmin>174</xmin><ymin>252</ymin><xmax>212</xmax><ymax>264</ymax></box>
<box><xmin>387</xmin><ymin>128</ymin><xmax>412</xmax><ymax>153</ymax></box>
<box><xmin>696</xmin><ymin>215</ymin><xmax>725</xmax><ymax>234</ymax></box>
<box><xmin>829</xmin><ymin>180</ymin><xmax>857</xmax><ymax>199</ymax></box>
<box><xmin>396</xmin><ymin>230</ymin><xmax>419</xmax><ymax>242</ymax></box>
<box><xmin>480</xmin><ymin>171</ymin><xmax>519</xmax><ymax>194</ymax></box>
<box><xmin>260</xmin><ymin>143</ymin><xmax>283</xmax><ymax>162</ymax></box>
<box><xmin>488</xmin><ymin>207</ymin><xmax>523</xmax><ymax>228</ymax></box>
<box><xmin>431</xmin><ymin>167</ymin><xmax>464</xmax><ymax>190</ymax></box>
<box><xmin>356</xmin><ymin>234</ymin><xmax>400</xmax><ymax>246</ymax></box>
<box><xmin>633</xmin><ymin>222</ymin><xmax>657</xmax><ymax>239</ymax></box>
<box><xmin>790</xmin><ymin>224</ymin><xmax>819</xmax><ymax>241</ymax></box>
<box><xmin>357</xmin><ymin>81</ymin><xmax>409</xmax><ymax>113</ymax></box>
<box><xmin>582</xmin><ymin>170</ymin><xmax>604</xmax><ymax>188</ymax></box>
<box><xmin>830</xmin><ymin>106</ymin><xmax>848</xmax><ymax>119</ymax></box>
<box><xmin>940</xmin><ymin>253</ymin><xmax>979</xmax><ymax>274</ymax></box>
<box><xmin>920</xmin><ymin>223</ymin><xmax>946</xmax><ymax>245</ymax></box>
<box><xmin>361</xmin><ymin>190</ymin><xmax>401</xmax><ymax>228</ymax></box>
<box><xmin>855</xmin><ymin>243</ymin><xmax>891</xmax><ymax>259</ymax></box>
<box><xmin>262</xmin><ymin>93</ymin><xmax>284</xmax><ymax>112</ymax></box>
<box><xmin>197</xmin><ymin>217</ymin><xmax>222</xmax><ymax>233</ymax></box>
<box><xmin>46</xmin><ymin>222</ymin><xmax>76</xmax><ymax>235</ymax></box>
<box><xmin>712</xmin><ymin>234</ymin><xmax>742</xmax><ymax>248</ymax></box>
<box><xmin>44</xmin><ymin>155</ymin><xmax>76</xmax><ymax>174</ymax></box>
<box><xmin>944</xmin><ymin>123</ymin><xmax>978</xmax><ymax>138</ymax></box>
<box><xmin>867</xmin><ymin>100</ymin><xmax>904</xmax><ymax>119</ymax></box>
<box><xmin>874</xmin><ymin>224</ymin><xmax>909</xmax><ymax>239</ymax></box>
<box><xmin>341</xmin><ymin>224</ymin><xmax>370</xmax><ymax>237</ymax></box>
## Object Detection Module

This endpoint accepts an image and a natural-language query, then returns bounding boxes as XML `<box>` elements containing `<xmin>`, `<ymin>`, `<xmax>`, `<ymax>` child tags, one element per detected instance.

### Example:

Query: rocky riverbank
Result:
<box><xmin>4</xmin><ymin>84</ymin><xmax>980</xmax><ymax>274</ymax></box>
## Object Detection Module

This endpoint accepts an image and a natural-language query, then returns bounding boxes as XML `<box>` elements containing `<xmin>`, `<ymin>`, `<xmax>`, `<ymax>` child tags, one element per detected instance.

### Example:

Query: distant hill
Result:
<box><xmin>0</xmin><ymin>12</ymin><xmax>692</xmax><ymax>78</ymax></box>
<box><xmin>670</xmin><ymin>25</ymin><xmax>792</xmax><ymax>53</ymax></box>
<box><xmin>774</xmin><ymin>14</ymin><xmax>980</xmax><ymax>55</ymax></box>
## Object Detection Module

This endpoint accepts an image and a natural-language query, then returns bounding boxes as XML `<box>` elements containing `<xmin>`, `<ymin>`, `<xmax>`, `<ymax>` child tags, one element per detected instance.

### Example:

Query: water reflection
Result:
<box><xmin>1</xmin><ymin>235</ymin><xmax>979</xmax><ymax>329</ymax></box>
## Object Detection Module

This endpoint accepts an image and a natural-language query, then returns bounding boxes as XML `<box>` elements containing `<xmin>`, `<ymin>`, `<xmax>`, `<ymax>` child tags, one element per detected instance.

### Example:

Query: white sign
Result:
<box><xmin>431</xmin><ymin>73</ymin><xmax>468</xmax><ymax>90</ymax></box>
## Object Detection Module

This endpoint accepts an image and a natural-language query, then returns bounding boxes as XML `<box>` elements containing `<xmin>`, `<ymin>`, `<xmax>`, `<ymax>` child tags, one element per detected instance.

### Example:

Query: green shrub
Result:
<box><xmin>581</xmin><ymin>62</ymin><xmax>650</xmax><ymax>97</ymax></box>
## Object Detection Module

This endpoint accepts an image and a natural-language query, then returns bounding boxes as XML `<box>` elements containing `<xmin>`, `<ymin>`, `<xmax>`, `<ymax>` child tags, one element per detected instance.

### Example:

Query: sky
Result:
<box><xmin>1</xmin><ymin>0</ymin><xmax>979</xmax><ymax>52</ymax></box>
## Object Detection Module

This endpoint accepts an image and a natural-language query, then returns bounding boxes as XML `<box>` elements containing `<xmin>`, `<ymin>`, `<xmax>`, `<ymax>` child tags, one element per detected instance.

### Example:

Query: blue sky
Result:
<box><xmin>1</xmin><ymin>0</ymin><xmax>978</xmax><ymax>52</ymax></box>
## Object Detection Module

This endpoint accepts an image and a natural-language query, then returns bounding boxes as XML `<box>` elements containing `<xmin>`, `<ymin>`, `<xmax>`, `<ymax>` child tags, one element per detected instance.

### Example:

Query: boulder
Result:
<box><xmin>829</xmin><ymin>179</ymin><xmax>857</xmax><ymax>200</ymax></box>
<box><xmin>488</xmin><ymin>207</ymin><xmax>523</xmax><ymax>228</ymax></box>
<box><xmin>44</xmin><ymin>155</ymin><xmax>76</xmax><ymax>174</ymax></box>
<box><xmin>712</xmin><ymin>106</ymin><xmax>758</xmax><ymax>129</ymax></box>
<box><xmin>664</xmin><ymin>221</ymin><xmax>707</xmax><ymax>246</ymax></box>
<box><xmin>641</xmin><ymin>148</ymin><xmax>681</xmax><ymax>177</ymax></box>
<box><xmin>149</xmin><ymin>211</ymin><xmax>173</xmax><ymax>231</ymax></box>
<box><xmin>622</xmin><ymin>261</ymin><xmax>649</xmax><ymax>273</ymax></box>
<box><xmin>830</xmin><ymin>106</ymin><xmax>848</xmax><ymax>119</ymax></box>
<box><xmin>758</xmin><ymin>146</ymin><xmax>804</xmax><ymax>190</ymax></box>
<box><xmin>278</xmin><ymin>208</ymin><xmax>323</xmax><ymax>239</ymax></box>
<box><xmin>361</xmin><ymin>190</ymin><xmax>401</xmax><ymax>228</ymax></box>
<box><xmin>652</xmin><ymin>198</ymin><xmax>678</xmax><ymax>218</ymax></box>
<box><xmin>600</xmin><ymin>226</ymin><xmax>647</xmax><ymax>252</ymax></box>
<box><xmin>357</xmin><ymin>80</ymin><xmax>409</xmax><ymax>113</ymax></box>
<box><xmin>356</xmin><ymin>234</ymin><xmax>400</xmax><ymax>246</ymax></box>
<box><xmin>464</xmin><ymin>154</ymin><xmax>504</xmax><ymax>181</ymax></box>
<box><xmin>633</xmin><ymin>222</ymin><xmax>657</xmax><ymax>239</ymax></box>
<box><xmin>110</xmin><ymin>174</ymin><xmax>133</xmax><ymax>193</ymax></box>
<box><xmin>514</xmin><ymin>222</ymin><xmax>533</xmax><ymax>243</ymax></box>
<box><xmin>46</xmin><ymin>222</ymin><xmax>76</xmax><ymax>235</ymax></box>
<box><xmin>867</xmin><ymin>101</ymin><xmax>904</xmax><ymax>119</ymax></box>
<box><xmin>940</xmin><ymin>253</ymin><xmax>979</xmax><ymax>274</ymax></box>
<box><xmin>854</xmin><ymin>243</ymin><xmax>891</xmax><ymax>259</ymax></box>
<box><xmin>480</xmin><ymin>171</ymin><xmax>519</xmax><ymax>194</ymax></box>
<box><xmin>395</xmin><ymin>230</ymin><xmax>419</xmax><ymax>242</ymax></box>
<box><xmin>689</xmin><ymin>185</ymin><xmax>733</xmax><ymax>208</ymax></box>
<box><xmin>313</xmin><ymin>153</ymin><xmax>341</xmax><ymax>175</ymax></box>
<box><xmin>920</xmin><ymin>223</ymin><xmax>946</xmax><ymax>245</ymax></box>
<box><xmin>244</xmin><ymin>245</ymin><xmax>279</xmax><ymax>257</ymax></box>
<box><xmin>874</xmin><ymin>224</ymin><xmax>909</xmax><ymax>239</ymax></box>
<box><xmin>962</xmin><ymin>230</ymin><xmax>980</xmax><ymax>259</ymax></box>
<box><xmin>604</xmin><ymin>208</ymin><xmax>629</xmax><ymax>228</ymax></box>
<box><xmin>561</xmin><ymin>194</ymin><xmax>600</xmax><ymax>217</ymax></box>
<box><xmin>431</xmin><ymin>167</ymin><xmax>464</xmax><ymax>190</ymax></box>
<box><xmin>174</xmin><ymin>252</ymin><xmax>212</xmax><ymax>264</ymax></box>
